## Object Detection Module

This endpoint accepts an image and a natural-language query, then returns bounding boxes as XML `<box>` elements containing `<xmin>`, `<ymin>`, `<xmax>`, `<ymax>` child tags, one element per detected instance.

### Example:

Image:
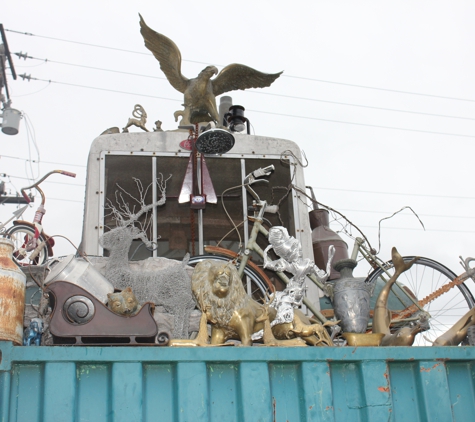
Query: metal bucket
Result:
<box><xmin>0</xmin><ymin>238</ymin><xmax>26</xmax><ymax>345</ymax></box>
<box><xmin>45</xmin><ymin>255</ymin><xmax>114</xmax><ymax>303</ymax></box>
<box><xmin>1</xmin><ymin>108</ymin><xmax>22</xmax><ymax>135</ymax></box>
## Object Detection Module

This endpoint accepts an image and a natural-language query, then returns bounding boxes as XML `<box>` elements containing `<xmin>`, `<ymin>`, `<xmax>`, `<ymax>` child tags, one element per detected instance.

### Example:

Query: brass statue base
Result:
<box><xmin>342</xmin><ymin>332</ymin><xmax>385</xmax><ymax>347</ymax></box>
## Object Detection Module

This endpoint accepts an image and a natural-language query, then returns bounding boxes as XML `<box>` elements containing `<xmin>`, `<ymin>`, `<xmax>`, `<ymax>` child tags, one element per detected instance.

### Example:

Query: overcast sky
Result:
<box><xmin>1</xmin><ymin>1</ymin><xmax>475</xmax><ymax>291</ymax></box>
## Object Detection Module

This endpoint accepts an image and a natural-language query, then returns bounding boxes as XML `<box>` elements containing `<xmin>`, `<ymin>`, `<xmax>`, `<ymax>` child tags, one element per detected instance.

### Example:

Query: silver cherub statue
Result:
<box><xmin>258</xmin><ymin>226</ymin><xmax>335</xmax><ymax>330</ymax></box>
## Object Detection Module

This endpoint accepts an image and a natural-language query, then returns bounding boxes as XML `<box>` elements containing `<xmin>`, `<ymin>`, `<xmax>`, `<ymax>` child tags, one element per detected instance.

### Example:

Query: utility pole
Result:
<box><xmin>0</xmin><ymin>23</ymin><xmax>21</xmax><ymax>135</ymax></box>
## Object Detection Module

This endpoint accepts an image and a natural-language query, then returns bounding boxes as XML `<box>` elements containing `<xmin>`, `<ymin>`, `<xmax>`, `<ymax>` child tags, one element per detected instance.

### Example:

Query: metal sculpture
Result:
<box><xmin>259</xmin><ymin>226</ymin><xmax>334</xmax><ymax>330</ymax></box>
<box><xmin>372</xmin><ymin>247</ymin><xmax>420</xmax><ymax>346</ymax></box>
<box><xmin>190</xmin><ymin>259</ymin><xmax>333</xmax><ymax>346</ymax></box>
<box><xmin>433</xmin><ymin>307</ymin><xmax>475</xmax><ymax>346</ymax></box>
<box><xmin>139</xmin><ymin>15</ymin><xmax>282</xmax><ymax>125</ymax></box>
<box><xmin>122</xmin><ymin>104</ymin><xmax>149</xmax><ymax>133</ymax></box>
<box><xmin>47</xmin><ymin>281</ymin><xmax>157</xmax><ymax>345</ymax></box>
<box><xmin>257</xmin><ymin>302</ymin><xmax>307</xmax><ymax>347</ymax></box>
<box><xmin>99</xmin><ymin>175</ymin><xmax>196</xmax><ymax>338</ymax></box>
<box><xmin>23</xmin><ymin>318</ymin><xmax>44</xmax><ymax>346</ymax></box>
<box><xmin>63</xmin><ymin>295</ymin><xmax>95</xmax><ymax>324</ymax></box>
<box><xmin>107</xmin><ymin>287</ymin><xmax>140</xmax><ymax>316</ymax></box>
<box><xmin>263</xmin><ymin>299</ymin><xmax>334</xmax><ymax>346</ymax></box>
<box><xmin>191</xmin><ymin>260</ymin><xmax>271</xmax><ymax>346</ymax></box>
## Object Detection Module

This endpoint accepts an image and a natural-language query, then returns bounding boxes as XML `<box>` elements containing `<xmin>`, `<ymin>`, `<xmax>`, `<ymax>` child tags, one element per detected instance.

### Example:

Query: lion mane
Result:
<box><xmin>191</xmin><ymin>260</ymin><xmax>251</xmax><ymax>327</ymax></box>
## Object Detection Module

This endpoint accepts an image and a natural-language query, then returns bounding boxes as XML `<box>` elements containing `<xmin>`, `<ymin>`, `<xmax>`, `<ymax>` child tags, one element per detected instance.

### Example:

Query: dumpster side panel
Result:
<box><xmin>1</xmin><ymin>342</ymin><xmax>475</xmax><ymax>422</ymax></box>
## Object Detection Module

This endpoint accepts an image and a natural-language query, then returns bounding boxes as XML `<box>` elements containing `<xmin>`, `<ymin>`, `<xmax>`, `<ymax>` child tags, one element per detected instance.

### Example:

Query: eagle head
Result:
<box><xmin>199</xmin><ymin>65</ymin><xmax>219</xmax><ymax>80</ymax></box>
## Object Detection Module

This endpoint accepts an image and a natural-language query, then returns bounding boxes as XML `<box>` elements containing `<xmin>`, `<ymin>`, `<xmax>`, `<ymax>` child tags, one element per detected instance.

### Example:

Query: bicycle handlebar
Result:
<box><xmin>264</xmin><ymin>205</ymin><xmax>279</xmax><ymax>214</ymax></box>
<box><xmin>20</xmin><ymin>170</ymin><xmax>77</xmax><ymax>205</ymax></box>
<box><xmin>243</xmin><ymin>165</ymin><xmax>275</xmax><ymax>201</ymax></box>
<box><xmin>252</xmin><ymin>165</ymin><xmax>275</xmax><ymax>179</ymax></box>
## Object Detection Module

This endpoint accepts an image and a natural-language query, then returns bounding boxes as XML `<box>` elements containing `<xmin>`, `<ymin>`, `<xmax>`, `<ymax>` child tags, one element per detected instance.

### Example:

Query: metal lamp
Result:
<box><xmin>224</xmin><ymin>105</ymin><xmax>250</xmax><ymax>134</ymax></box>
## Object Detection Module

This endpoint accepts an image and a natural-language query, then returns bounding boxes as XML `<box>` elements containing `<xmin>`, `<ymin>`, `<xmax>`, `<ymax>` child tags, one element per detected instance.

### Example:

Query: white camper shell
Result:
<box><xmin>79</xmin><ymin>131</ymin><xmax>320</xmax><ymax>304</ymax></box>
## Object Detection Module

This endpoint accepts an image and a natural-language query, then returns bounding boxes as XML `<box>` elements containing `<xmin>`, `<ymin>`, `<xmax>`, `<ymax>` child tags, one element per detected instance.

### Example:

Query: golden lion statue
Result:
<box><xmin>192</xmin><ymin>259</ymin><xmax>272</xmax><ymax>346</ymax></box>
<box><xmin>168</xmin><ymin>260</ymin><xmax>333</xmax><ymax>347</ymax></box>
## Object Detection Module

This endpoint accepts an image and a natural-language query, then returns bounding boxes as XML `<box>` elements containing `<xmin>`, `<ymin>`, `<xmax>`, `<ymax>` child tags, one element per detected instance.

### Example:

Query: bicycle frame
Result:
<box><xmin>205</xmin><ymin>165</ymin><xmax>329</xmax><ymax>323</ymax></box>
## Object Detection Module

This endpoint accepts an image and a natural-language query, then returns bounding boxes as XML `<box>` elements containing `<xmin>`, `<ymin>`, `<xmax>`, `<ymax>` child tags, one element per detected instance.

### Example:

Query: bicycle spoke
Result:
<box><xmin>367</xmin><ymin>256</ymin><xmax>475</xmax><ymax>346</ymax></box>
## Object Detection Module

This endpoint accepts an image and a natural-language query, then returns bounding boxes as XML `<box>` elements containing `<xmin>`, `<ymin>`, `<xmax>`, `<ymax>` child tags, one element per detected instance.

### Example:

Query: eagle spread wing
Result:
<box><xmin>212</xmin><ymin>64</ymin><xmax>283</xmax><ymax>97</ymax></box>
<box><xmin>139</xmin><ymin>14</ymin><xmax>188</xmax><ymax>93</ymax></box>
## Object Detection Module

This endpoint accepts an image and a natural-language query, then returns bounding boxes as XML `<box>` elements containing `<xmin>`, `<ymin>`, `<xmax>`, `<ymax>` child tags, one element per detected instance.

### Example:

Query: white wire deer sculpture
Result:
<box><xmin>99</xmin><ymin>174</ymin><xmax>196</xmax><ymax>338</ymax></box>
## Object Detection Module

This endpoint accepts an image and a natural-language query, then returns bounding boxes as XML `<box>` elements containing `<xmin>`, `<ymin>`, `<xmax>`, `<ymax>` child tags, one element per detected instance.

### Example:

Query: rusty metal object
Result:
<box><xmin>47</xmin><ymin>281</ymin><xmax>157</xmax><ymax>345</ymax></box>
<box><xmin>0</xmin><ymin>238</ymin><xmax>26</xmax><ymax>345</ymax></box>
<box><xmin>309</xmin><ymin>208</ymin><xmax>349</xmax><ymax>280</ymax></box>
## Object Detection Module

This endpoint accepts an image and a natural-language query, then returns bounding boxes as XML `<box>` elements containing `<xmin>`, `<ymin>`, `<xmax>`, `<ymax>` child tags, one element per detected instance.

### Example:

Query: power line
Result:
<box><xmin>17</xmin><ymin>53</ymin><xmax>166</xmax><ymax>81</ymax></box>
<box><xmin>6</xmin><ymin>29</ymin><xmax>152</xmax><ymax>57</ymax></box>
<box><xmin>3</xmin><ymin>174</ymin><xmax>83</xmax><ymax>187</ymax></box>
<box><xmin>249</xmin><ymin>108</ymin><xmax>475</xmax><ymax>139</ymax></box>
<box><xmin>49</xmin><ymin>197</ymin><xmax>83</xmax><ymax>203</ymax></box>
<box><xmin>359</xmin><ymin>225</ymin><xmax>475</xmax><ymax>234</ymax></box>
<box><xmin>7</xmin><ymin>27</ymin><xmax>475</xmax><ymax>103</ymax></box>
<box><xmin>15</xmin><ymin>75</ymin><xmax>475</xmax><ymax>139</ymax></box>
<box><xmin>310</xmin><ymin>186</ymin><xmax>475</xmax><ymax>200</ymax></box>
<box><xmin>248</xmin><ymin>90</ymin><xmax>475</xmax><ymax>121</ymax></box>
<box><xmin>6</xmin><ymin>28</ymin><xmax>207</xmax><ymax>64</ymax></box>
<box><xmin>1</xmin><ymin>154</ymin><xmax>86</xmax><ymax>168</ymax></box>
<box><xmin>20</xmin><ymin>75</ymin><xmax>181</xmax><ymax>103</ymax></box>
<box><xmin>336</xmin><ymin>208</ymin><xmax>475</xmax><ymax>220</ymax></box>
<box><xmin>284</xmin><ymin>75</ymin><xmax>475</xmax><ymax>103</ymax></box>
<box><xmin>17</xmin><ymin>53</ymin><xmax>475</xmax><ymax>122</ymax></box>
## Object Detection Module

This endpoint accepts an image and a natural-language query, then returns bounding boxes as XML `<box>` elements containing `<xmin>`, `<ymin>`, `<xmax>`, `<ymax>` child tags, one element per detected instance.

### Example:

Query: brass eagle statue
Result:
<box><xmin>139</xmin><ymin>15</ymin><xmax>282</xmax><ymax>125</ymax></box>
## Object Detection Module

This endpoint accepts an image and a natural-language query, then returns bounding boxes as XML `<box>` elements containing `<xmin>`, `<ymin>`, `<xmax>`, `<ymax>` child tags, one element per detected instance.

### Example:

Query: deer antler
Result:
<box><xmin>106</xmin><ymin>174</ymin><xmax>171</xmax><ymax>228</ymax></box>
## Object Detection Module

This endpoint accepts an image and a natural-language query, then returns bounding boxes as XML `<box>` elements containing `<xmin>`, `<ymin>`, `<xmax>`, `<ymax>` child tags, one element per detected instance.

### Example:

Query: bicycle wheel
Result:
<box><xmin>6</xmin><ymin>225</ymin><xmax>48</xmax><ymax>266</ymax></box>
<box><xmin>366</xmin><ymin>256</ymin><xmax>475</xmax><ymax>346</ymax></box>
<box><xmin>188</xmin><ymin>254</ymin><xmax>271</xmax><ymax>303</ymax></box>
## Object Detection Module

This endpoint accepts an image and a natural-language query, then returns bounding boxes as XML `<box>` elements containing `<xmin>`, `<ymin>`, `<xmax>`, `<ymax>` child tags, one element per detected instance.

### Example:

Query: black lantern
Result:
<box><xmin>224</xmin><ymin>105</ymin><xmax>250</xmax><ymax>134</ymax></box>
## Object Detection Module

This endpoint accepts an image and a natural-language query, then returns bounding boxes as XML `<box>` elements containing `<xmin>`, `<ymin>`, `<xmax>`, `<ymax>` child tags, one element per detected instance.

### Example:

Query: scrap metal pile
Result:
<box><xmin>1</xmin><ymin>170</ymin><xmax>475</xmax><ymax>348</ymax></box>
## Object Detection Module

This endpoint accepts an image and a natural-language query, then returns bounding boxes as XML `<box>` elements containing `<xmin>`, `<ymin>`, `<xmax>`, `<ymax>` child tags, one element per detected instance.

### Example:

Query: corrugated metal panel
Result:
<box><xmin>1</xmin><ymin>341</ymin><xmax>474</xmax><ymax>421</ymax></box>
